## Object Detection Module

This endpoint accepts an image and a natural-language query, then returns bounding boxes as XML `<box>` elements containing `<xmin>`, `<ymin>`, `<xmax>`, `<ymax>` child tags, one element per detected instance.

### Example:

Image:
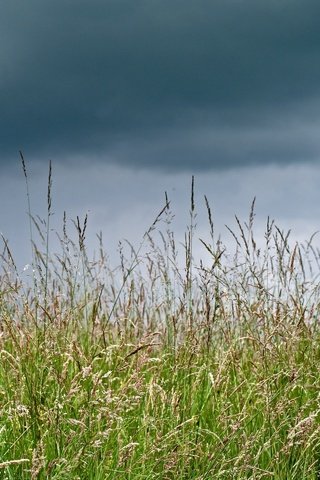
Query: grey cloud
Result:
<box><xmin>1</xmin><ymin>0</ymin><xmax>320</xmax><ymax>170</ymax></box>
<box><xmin>3</xmin><ymin>161</ymin><xmax>320</xmax><ymax>270</ymax></box>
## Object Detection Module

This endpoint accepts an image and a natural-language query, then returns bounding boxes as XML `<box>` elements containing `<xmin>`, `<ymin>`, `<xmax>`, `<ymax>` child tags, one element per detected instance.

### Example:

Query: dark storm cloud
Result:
<box><xmin>1</xmin><ymin>0</ymin><xmax>320</xmax><ymax>170</ymax></box>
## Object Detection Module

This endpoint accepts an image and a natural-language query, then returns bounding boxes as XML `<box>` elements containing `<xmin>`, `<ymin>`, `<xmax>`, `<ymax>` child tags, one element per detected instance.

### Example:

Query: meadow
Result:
<box><xmin>1</xmin><ymin>164</ymin><xmax>320</xmax><ymax>479</ymax></box>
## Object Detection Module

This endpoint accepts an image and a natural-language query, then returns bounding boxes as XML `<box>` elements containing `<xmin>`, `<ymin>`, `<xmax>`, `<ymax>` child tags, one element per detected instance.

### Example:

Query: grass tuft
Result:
<box><xmin>1</xmin><ymin>163</ymin><xmax>320</xmax><ymax>478</ymax></box>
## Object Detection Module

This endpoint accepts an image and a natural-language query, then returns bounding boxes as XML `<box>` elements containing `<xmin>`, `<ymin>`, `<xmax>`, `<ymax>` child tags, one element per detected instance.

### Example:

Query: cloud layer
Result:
<box><xmin>2</xmin><ymin>161</ymin><xmax>320</xmax><ymax>271</ymax></box>
<box><xmin>2</xmin><ymin>0</ymin><xmax>320</xmax><ymax>170</ymax></box>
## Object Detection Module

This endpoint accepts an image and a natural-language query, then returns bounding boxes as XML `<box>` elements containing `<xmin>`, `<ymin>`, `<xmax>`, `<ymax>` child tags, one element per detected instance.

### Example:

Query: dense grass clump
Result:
<box><xmin>1</xmin><ymin>170</ymin><xmax>320</xmax><ymax>479</ymax></box>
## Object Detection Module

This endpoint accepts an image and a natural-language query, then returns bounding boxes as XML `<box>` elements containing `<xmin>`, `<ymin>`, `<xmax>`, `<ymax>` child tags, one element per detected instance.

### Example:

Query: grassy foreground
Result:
<box><xmin>1</xmin><ymin>175</ymin><xmax>320</xmax><ymax>478</ymax></box>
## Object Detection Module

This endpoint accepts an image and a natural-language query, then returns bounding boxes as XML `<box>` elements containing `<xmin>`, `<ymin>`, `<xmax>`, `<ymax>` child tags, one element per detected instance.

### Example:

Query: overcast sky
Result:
<box><xmin>1</xmin><ymin>0</ymin><xmax>320</xmax><ymax>269</ymax></box>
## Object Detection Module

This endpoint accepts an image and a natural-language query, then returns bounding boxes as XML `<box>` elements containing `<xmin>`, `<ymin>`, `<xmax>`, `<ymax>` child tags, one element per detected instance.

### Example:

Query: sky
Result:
<box><xmin>1</xmin><ymin>0</ymin><xmax>320</xmax><ymax>270</ymax></box>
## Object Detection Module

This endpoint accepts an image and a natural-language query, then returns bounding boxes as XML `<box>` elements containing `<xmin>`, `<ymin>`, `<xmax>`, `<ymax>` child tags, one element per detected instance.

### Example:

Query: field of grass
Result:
<box><xmin>1</xmin><ymin>169</ymin><xmax>320</xmax><ymax>479</ymax></box>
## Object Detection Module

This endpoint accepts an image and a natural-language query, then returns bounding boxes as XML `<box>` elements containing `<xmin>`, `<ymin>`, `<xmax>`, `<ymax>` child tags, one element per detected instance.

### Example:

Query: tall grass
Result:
<box><xmin>0</xmin><ymin>168</ymin><xmax>320</xmax><ymax>478</ymax></box>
